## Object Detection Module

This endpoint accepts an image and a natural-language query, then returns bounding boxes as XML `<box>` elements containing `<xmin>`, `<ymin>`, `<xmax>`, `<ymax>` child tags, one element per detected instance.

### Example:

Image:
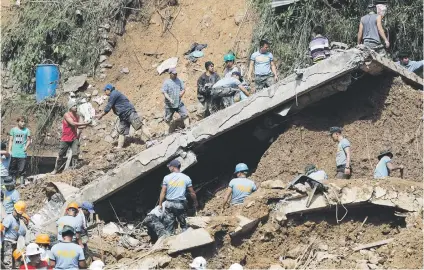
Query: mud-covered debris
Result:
<box><xmin>261</xmin><ymin>179</ymin><xmax>285</xmax><ymax>189</ymax></box>
<box><xmin>99</xmin><ymin>55</ymin><xmax>107</xmax><ymax>63</ymax></box>
<box><xmin>137</xmin><ymin>256</ymin><xmax>171</xmax><ymax>269</ymax></box>
<box><xmin>121</xmin><ymin>235</ymin><xmax>140</xmax><ymax>248</ymax></box>
<box><xmin>166</xmin><ymin>228</ymin><xmax>213</xmax><ymax>254</ymax></box>
<box><xmin>120</xmin><ymin>67</ymin><xmax>130</xmax><ymax>74</ymax></box>
<box><xmin>102</xmin><ymin>222</ymin><xmax>121</xmax><ymax>235</ymax></box>
<box><xmin>63</xmin><ymin>74</ymin><xmax>88</xmax><ymax>93</ymax></box>
<box><xmin>279</xmin><ymin>258</ymin><xmax>296</xmax><ymax>269</ymax></box>
<box><xmin>353</xmin><ymin>238</ymin><xmax>394</xmax><ymax>251</ymax></box>
<box><xmin>104</xmin><ymin>135</ymin><xmax>114</xmax><ymax>143</ymax></box>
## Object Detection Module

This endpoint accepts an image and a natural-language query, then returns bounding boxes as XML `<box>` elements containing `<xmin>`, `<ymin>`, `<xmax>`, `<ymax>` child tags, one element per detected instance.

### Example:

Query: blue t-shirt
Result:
<box><xmin>162</xmin><ymin>78</ymin><xmax>185</xmax><ymax>109</ymax></box>
<box><xmin>162</xmin><ymin>172</ymin><xmax>192</xmax><ymax>201</ymax></box>
<box><xmin>213</xmin><ymin>77</ymin><xmax>241</xmax><ymax>89</ymax></box>
<box><xmin>396</xmin><ymin>60</ymin><xmax>424</xmax><ymax>72</ymax></box>
<box><xmin>229</xmin><ymin>177</ymin><xmax>257</xmax><ymax>204</ymax></box>
<box><xmin>2</xmin><ymin>189</ymin><xmax>20</xmax><ymax>214</ymax></box>
<box><xmin>3</xmin><ymin>214</ymin><xmax>22</xmax><ymax>241</ymax></box>
<box><xmin>336</xmin><ymin>138</ymin><xmax>351</xmax><ymax>166</ymax></box>
<box><xmin>250</xmin><ymin>51</ymin><xmax>274</xmax><ymax>76</ymax></box>
<box><xmin>56</xmin><ymin>216</ymin><xmax>82</xmax><ymax>242</ymax></box>
<box><xmin>50</xmin><ymin>242</ymin><xmax>85</xmax><ymax>270</ymax></box>
<box><xmin>103</xmin><ymin>90</ymin><xmax>135</xmax><ymax>117</ymax></box>
<box><xmin>9</xmin><ymin>127</ymin><xmax>31</xmax><ymax>158</ymax></box>
<box><xmin>374</xmin><ymin>156</ymin><xmax>391</xmax><ymax>179</ymax></box>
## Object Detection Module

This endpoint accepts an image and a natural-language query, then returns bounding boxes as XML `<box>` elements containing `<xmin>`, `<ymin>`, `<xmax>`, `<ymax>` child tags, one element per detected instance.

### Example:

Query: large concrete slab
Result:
<box><xmin>74</xmin><ymin>47</ymin><xmax>422</xmax><ymax>204</ymax></box>
<box><xmin>165</xmin><ymin>228</ymin><xmax>214</xmax><ymax>255</ymax></box>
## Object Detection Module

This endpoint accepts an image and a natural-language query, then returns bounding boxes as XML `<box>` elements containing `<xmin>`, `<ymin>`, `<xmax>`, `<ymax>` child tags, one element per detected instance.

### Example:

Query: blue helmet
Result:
<box><xmin>234</xmin><ymin>163</ymin><xmax>249</xmax><ymax>174</ymax></box>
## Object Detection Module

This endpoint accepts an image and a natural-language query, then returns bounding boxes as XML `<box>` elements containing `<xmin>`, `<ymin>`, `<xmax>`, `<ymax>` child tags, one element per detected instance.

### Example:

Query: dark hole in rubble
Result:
<box><xmin>26</xmin><ymin>156</ymin><xmax>56</xmax><ymax>176</ymax></box>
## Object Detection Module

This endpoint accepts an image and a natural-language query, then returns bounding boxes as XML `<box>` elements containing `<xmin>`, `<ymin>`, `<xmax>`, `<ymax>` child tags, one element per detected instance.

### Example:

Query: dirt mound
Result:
<box><xmin>253</xmin><ymin>75</ymin><xmax>423</xmax><ymax>183</ymax></box>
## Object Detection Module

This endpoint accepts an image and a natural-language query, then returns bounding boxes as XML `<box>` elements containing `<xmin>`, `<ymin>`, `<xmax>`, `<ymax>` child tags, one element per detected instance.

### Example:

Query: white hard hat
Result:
<box><xmin>189</xmin><ymin>256</ymin><xmax>207</xmax><ymax>270</ymax></box>
<box><xmin>89</xmin><ymin>260</ymin><xmax>105</xmax><ymax>270</ymax></box>
<box><xmin>25</xmin><ymin>243</ymin><xmax>42</xmax><ymax>256</ymax></box>
<box><xmin>229</xmin><ymin>263</ymin><xmax>244</xmax><ymax>270</ymax></box>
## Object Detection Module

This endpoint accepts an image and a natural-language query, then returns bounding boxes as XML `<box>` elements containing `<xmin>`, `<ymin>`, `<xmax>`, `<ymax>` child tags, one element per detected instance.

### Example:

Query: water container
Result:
<box><xmin>35</xmin><ymin>64</ymin><xmax>59</xmax><ymax>102</ymax></box>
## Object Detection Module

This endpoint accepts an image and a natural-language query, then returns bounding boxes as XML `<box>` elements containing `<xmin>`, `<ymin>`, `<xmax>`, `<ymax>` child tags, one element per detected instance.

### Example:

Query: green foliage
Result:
<box><xmin>252</xmin><ymin>0</ymin><xmax>423</xmax><ymax>77</ymax></box>
<box><xmin>1</xmin><ymin>0</ymin><xmax>144</xmax><ymax>92</ymax></box>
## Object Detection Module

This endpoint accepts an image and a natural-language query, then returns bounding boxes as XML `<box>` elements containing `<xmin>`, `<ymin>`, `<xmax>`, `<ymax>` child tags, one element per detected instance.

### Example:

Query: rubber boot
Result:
<box><xmin>183</xmin><ymin>117</ymin><xmax>190</xmax><ymax>128</ymax></box>
<box><xmin>18</xmin><ymin>176</ymin><xmax>25</xmax><ymax>187</ymax></box>
<box><xmin>116</xmin><ymin>135</ymin><xmax>125</xmax><ymax>149</ymax></box>
<box><xmin>51</xmin><ymin>157</ymin><xmax>64</xmax><ymax>175</ymax></box>
<box><xmin>71</xmin><ymin>155</ymin><xmax>79</xmax><ymax>169</ymax></box>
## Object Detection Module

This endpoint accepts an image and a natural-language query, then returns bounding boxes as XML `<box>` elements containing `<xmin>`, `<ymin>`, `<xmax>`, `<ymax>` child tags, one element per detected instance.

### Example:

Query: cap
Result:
<box><xmin>167</xmin><ymin>159</ymin><xmax>181</xmax><ymax>168</ymax></box>
<box><xmin>378</xmin><ymin>149</ymin><xmax>393</xmax><ymax>159</ymax></box>
<box><xmin>304</xmin><ymin>164</ymin><xmax>317</xmax><ymax>176</ymax></box>
<box><xmin>1</xmin><ymin>176</ymin><xmax>15</xmax><ymax>186</ymax></box>
<box><xmin>81</xmin><ymin>201</ymin><xmax>95</xmax><ymax>213</ymax></box>
<box><xmin>168</xmin><ymin>67</ymin><xmax>177</xmax><ymax>74</ymax></box>
<box><xmin>67</xmin><ymin>100</ymin><xmax>77</xmax><ymax>110</ymax></box>
<box><xmin>104</xmin><ymin>84</ymin><xmax>114</xmax><ymax>91</ymax></box>
<box><xmin>25</xmin><ymin>243</ymin><xmax>42</xmax><ymax>256</ymax></box>
<box><xmin>189</xmin><ymin>257</ymin><xmax>207</xmax><ymax>269</ymax></box>
<box><xmin>62</xmin><ymin>225</ymin><xmax>76</xmax><ymax>235</ymax></box>
<box><xmin>234</xmin><ymin>163</ymin><xmax>249</xmax><ymax>174</ymax></box>
<box><xmin>229</xmin><ymin>263</ymin><xmax>244</xmax><ymax>270</ymax></box>
<box><xmin>232</xmin><ymin>71</ymin><xmax>242</xmax><ymax>77</ymax></box>
<box><xmin>329</xmin><ymin>126</ymin><xmax>342</xmax><ymax>134</ymax></box>
<box><xmin>89</xmin><ymin>260</ymin><xmax>105</xmax><ymax>270</ymax></box>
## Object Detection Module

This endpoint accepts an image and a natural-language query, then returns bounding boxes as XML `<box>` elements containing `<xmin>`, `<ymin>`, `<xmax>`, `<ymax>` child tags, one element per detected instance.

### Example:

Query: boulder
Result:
<box><xmin>63</xmin><ymin>74</ymin><xmax>87</xmax><ymax>93</ymax></box>
<box><xmin>261</xmin><ymin>179</ymin><xmax>285</xmax><ymax>189</ymax></box>
<box><xmin>166</xmin><ymin>228</ymin><xmax>213</xmax><ymax>254</ymax></box>
<box><xmin>157</xmin><ymin>57</ymin><xmax>178</xmax><ymax>74</ymax></box>
<box><xmin>102</xmin><ymin>222</ymin><xmax>121</xmax><ymax>235</ymax></box>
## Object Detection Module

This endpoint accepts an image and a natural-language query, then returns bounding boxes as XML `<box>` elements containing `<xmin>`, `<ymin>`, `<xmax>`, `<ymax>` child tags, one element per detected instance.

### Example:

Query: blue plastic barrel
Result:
<box><xmin>35</xmin><ymin>64</ymin><xmax>59</xmax><ymax>102</ymax></box>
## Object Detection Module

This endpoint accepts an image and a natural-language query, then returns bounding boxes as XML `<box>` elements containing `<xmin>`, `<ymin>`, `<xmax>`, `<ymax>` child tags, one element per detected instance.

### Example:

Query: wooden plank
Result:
<box><xmin>353</xmin><ymin>238</ymin><xmax>394</xmax><ymax>251</ymax></box>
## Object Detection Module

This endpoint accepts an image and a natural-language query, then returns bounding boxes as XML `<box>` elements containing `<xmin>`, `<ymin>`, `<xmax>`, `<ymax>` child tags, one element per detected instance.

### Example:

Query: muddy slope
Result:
<box><xmin>253</xmin><ymin>75</ymin><xmax>423</xmax><ymax>182</ymax></box>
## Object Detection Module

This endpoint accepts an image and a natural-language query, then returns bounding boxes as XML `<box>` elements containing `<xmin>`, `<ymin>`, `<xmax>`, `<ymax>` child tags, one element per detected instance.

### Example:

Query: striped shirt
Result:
<box><xmin>309</xmin><ymin>35</ymin><xmax>330</xmax><ymax>63</ymax></box>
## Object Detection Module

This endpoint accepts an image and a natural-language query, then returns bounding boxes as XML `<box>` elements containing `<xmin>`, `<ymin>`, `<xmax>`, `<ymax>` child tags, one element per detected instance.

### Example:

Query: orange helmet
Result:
<box><xmin>14</xmin><ymin>201</ymin><xmax>26</xmax><ymax>214</ymax></box>
<box><xmin>0</xmin><ymin>223</ymin><xmax>4</xmax><ymax>231</ymax></box>
<box><xmin>35</xmin><ymin>234</ymin><xmax>51</xmax><ymax>244</ymax></box>
<box><xmin>66</xmin><ymin>202</ymin><xmax>79</xmax><ymax>210</ymax></box>
<box><xmin>13</xmin><ymin>249</ymin><xmax>23</xmax><ymax>260</ymax></box>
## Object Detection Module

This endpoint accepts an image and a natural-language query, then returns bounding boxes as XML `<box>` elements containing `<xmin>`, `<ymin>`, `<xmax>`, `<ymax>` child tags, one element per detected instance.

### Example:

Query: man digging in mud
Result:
<box><xmin>374</xmin><ymin>149</ymin><xmax>404</xmax><ymax>179</ymax></box>
<box><xmin>330</xmin><ymin>127</ymin><xmax>352</xmax><ymax>179</ymax></box>
<box><xmin>96</xmin><ymin>84</ymin><xmax>152</xmax><ymax>149</ymax></box>
<box><xmin>158</xmin><ymin>159</ymin><xmax>198</xmax><ymax>235</ymax></box>
<box><xmin>222</xmin><ymin>163</ymin><xmax>257</xmax><ymax>212</ymax></box>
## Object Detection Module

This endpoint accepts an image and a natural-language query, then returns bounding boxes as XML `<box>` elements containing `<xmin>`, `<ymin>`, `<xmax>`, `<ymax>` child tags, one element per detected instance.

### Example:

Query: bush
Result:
<box><xmin>251</xmin><ymin>0</ymin><xmax>423</xmax><ymax>77</ymax></box>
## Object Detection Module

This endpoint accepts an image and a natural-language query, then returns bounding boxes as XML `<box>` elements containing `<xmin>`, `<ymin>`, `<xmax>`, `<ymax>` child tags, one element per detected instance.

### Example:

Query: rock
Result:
<box><xmin>234</xmin><ymin>11</ymin><xmax>244</xmax><ymax>26</ymax></box>
<box><xmin>166</xmin><ymin>228</ymin><xmax>214</xmax><ymax>255</ymax></box>
<box><xmin>187</xmin><ymin>104</ymin><xmax>198</xmax><ymax>113</ymax></box>
<box><xmin>157</xmin><ymin>57</ymin><xmax>178</xmax><ymax>74</ymax></box>
<box><xmin>374</xmin><ymin>186</ymin><xmax>386</xmax><ymax>198</ymax></box>
<box><xmin>120</xmin><ymin>67</ymin><xmax>130</xmax><ymax>74</ymax></box>
<box><xmin>92</xmin><ymin>90</ymin><xmax>99</xmax><ymax>96</ymax></box>
<box><xmin>94</xmin><ymin>123</ymin><xmax>107</xmax><ymax>130</ymax></box>
<box><xmin>92</xmin><ymin>96</ymin><xmax>105</xmax><ymax>105</ymax></box>
<box><xmin>104</xmin><ymin>135</ymin><xmax>114</xmax><ymax>143</ymax></box>
<box><xmin>100</xmin><ymin>63</ymin><xmax>113</xmax><ymax>69</ymax></box>
<box><xmin>106</xmin><ymin>154</ymin><xmax>115</xmax><ymax>162</ymax></box>
<box><xmin>99</xmin><ymin>74</ymin><xmax>107</xmax><ymax>80</ymax></box>
<box><xmin>100</xmin><ymin>23</ymin><xmax>110</xmax><ymax>30</ymax></box>
<box><xmin>261</xmin><ymin>179</ymin><xmax>285</xmax><ymax>189</ymax></box>
<box><xmin>269</xmin><ymin>264</ymin><xmax>284</xmax><ymax>270</ymax></box>
<box><xmin>367</xmin><ymin>264</ymin><xmax>377</xmax><ymax>270</ymax></box>
<box><xmin>63</xmin><ymin>74</ymin><xmax>87</xmax><ymax>93</ymax></box>
<box><xmin>245</xmin><ymin>201</ymin><xmax>255</xmax><ymax>208</ymax></box>
<box><xmin>99</xmin><ymin>55</ymin><xmax>108</xmax><ymax>63</ymax></box>
<box><xmin>122</xmin><ymin>235</ymin><xmax>140</xmax><ymax>247</ymax></box>
<box><xmin>137</xmin><ymin>256</ymin><xmax>171</xmax><ymax>269</ymax></box>
<box><xmin>279</xmin><ymin>258</ymin><xmax>296</xmax><ymax>269</ymax></box>
<box><xmin>318</xmin><ymin>243</ymin><xmax>329</xmax><ymax>251</ymax></box>
<box><xmin>103</xmin><ymin>222</ymin><xmax>120</xmax><ymax>235</ymax></box>
<box><xmin>357</xmin><ymin>261</ymin><xmax>370</xmax><ymax>270</ymax></box>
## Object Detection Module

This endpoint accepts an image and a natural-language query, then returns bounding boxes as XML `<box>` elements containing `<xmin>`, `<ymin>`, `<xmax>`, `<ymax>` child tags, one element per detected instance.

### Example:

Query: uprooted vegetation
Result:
<box><xmin>1</xmin><ymin>0</ymin><xmax>150</xmax><ymax>91</ymax></box>
<box><xmin>252</xmin><ymin>0</ymin><xmax>423</xmax><ymax>76</ymax></box>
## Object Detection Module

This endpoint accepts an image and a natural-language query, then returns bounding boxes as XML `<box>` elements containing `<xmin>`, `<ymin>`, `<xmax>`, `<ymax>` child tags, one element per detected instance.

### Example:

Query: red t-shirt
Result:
<box><xmin>19</xmin><ymin>261</ymin><xmax>51</xmax><ymax>270</ymax></box>
<box><xmin>61</xmin><ymin>112</ymin><xmax>79</xmax><ymax>142</ymax></box>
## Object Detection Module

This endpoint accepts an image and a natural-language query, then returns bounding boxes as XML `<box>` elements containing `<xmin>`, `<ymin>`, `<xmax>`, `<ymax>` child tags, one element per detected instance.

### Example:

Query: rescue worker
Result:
<box><xmin>309</xmin><ymin>25</ymin><xmax>330</xmax><ymax>64</ymax></box>
<box><xmin>223</xmin><ymin>53</ymin><xmax>239</xmax><ymax>78</ymax></box>
<box><xmin>161</xmin><ymin>68</ymin><xmax>190</xmax><ymax>132</ymax></box>
<box><xmin>56</xmin><ymin>202</ymin><xmax>83</xmax><ymax>247</ymax></box>
<box><xmin>51</xmin><ymin>100</ymin><xmax>90</xmax><ymax>175</ymax></box>
<box><xmin>50</xmin><ymin>225</ymin><xmax>87</xmax><ymax>269</ymax></box>
<box><xmin>330</xmin><ymin>127</ymin><xmax>352</xmax><ymax>179</ymax></box>
<box><xmin>396</xmin><ymin>51</ymin><xmax>424</xmax><ymax>74</ymax></box>
<box><xmin>211</xmin><ymin>71</ymin><xmax>250</xmax><ymax>111</ymax></box>
<box><xmin>197</xmin><ymin>61</ymin><xmax>221</xmax><ymax>117</ymax></box>
<box><xmin>247</xmin><ymin>39</ymin><xmax>279</xmax><ymax>92</ymax></box>
<box><xmin>143</xmin><ymin>203</ymin><xmax>168</xmax><ymax>242</ymax></box>
<box><xmin>2</xmin><ymin>201</ymin><xmax>26</xmax><ymax>268</ymax></box>
<box><xmin>1</xmin><ymin>176</ymin><xmax>20</xmax><ymax>216</ymax></box>
<box><xmin>304</xmin><ymin>164</ymin><xmax>328</xmax><ymax>182</ymax></box>
<box><xmin>190</xmin><ymin>256</ymin><xmax>207</xmax><ymax>270</ymax></box>
<box><xmin>35</xmin><ymin>234</ymin><xmax>52</xmax><ymax>264</ymax></box>
<box><xmin>96</xmin><ymin>84</ymin><xmax>151</xmax><ymax>149</ymax></box>
<box><xmin>222</xmin><ymin>163</ymin><xmax>257</xmax><ymax>211</ymax></box>
<box><xmin>77</xmin><ymin>202</ymin><xmax>95</xmax><ymax>256</ymax></box>
<box><xmin>374</xmin><ymin>150</ymin><xmax>404</xmax><ymax>179</ymax></box>
<box><xmin>20</xmin><ymin>243</ymin><xmax>49</xmax><ymax>270</ymax></box>
<box><xmin>158</xmin><ymin>159</ymin><xmax>198</xmax><ymax>235</ymax></box>
<box><xmin>12</xmin><ymin>249</ymin><xmax>24</xmax><ymax>269</ymax></box>
<box><xmin>357</xmin><ymin>3</ymin><xmax>389</xmax><ymax>55</ymax></box>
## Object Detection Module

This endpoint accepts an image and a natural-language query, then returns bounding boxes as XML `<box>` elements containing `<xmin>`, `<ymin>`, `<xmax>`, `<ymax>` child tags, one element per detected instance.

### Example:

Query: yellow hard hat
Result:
<box><xmin>13</xmin><ymin>249</ymin><xmax>23</xmax><ymax>260</ymax></box>
<box><xmin>14</xmin><ymin>201</ymin><xmax>26</xmax><ymax>214</ymax></box>
<box><xmin>35</xmin><ymin>234</ymin><xmax>51</xmax><ymax>244</ymax></box>
<box><xmin>0</xmin><ymin>223</ymin><xmax>4</xmax><ymax>231</ymax></box>
<box><xmin>66</xmin><ymin>202</ymin><xmax>79</xmax><ymax>210</ymax></box>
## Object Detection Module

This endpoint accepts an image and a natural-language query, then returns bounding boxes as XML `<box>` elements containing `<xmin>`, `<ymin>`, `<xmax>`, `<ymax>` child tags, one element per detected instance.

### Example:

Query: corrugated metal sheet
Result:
<box><xmin>271</xmin><ymin>0</ymin><xmax>299</xmax><ymax>8</ymax></box>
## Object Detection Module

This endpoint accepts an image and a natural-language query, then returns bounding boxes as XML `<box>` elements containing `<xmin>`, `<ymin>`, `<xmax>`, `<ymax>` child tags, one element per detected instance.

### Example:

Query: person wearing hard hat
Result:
<box><xmin>35</xmin><ymin>234</ymin><xmax>52</xmax><ymax>264</ymax></box>
<box><xmin>1</xmin><ymin>175</ymin><xmax>20</xmax><ymax>215</ymax></box>
<box><xmin>304</xmin><ymin>164</ymin><xmax>328</xmax><ymax>182</ymax></box>
<box><xmin>329</xmin><ymin>127</ymin><xmax>352</xmax><ymax>179</ymax></box>
<box><xmin>89</xmin><ymin>259</ymin><xmax>105</xmax><ymax>270</ymax></box>
<box><xmin>51</xmin><ymin>100</ymin><xmax>90</xmax><ymax>175</ymax></box>
<box><xmin>190</xmin><ymin>256</ymin><xmax>207</xmax><ymax>270</ymax></box>
<box><xmin>229</xmin><ymin>263</ymin><xmax>244</xmax><ymax>270</ymax></box>
<box><xmin>56</xmin><ymin>202</ymin><xmax>83</xmax><ymax>248</ymax></box>
<box><xmin>2</xmin><ymin>200</ymin><xmax>26</xmax><ymax>268</ymax></box>
<box><xmin>19</xmin><ymin>243</ymin><xmax>50</xmax><ymax>270</ymax></box>
<box><xmin>374</xmin><ymin>150</ymin><xmax>404</xmax><ymax>179</ymax></box>
<box><xmin>50</xmin><ymin>225</ymin><xmax>87</xmax><ymax>269</ymax></box>
<box><xmin>159</xmin><ymin>159</ymin><xmax>198</xmax><ymax>235</ymax></box>
<box><xmin>95</xmin><ymin>84</ymin><xmax>152</xmax><ymax>149</ymax></box>
<box><xmin>76</xmin><ymin>202</ymin><xmax>95</xmax><ymax>256</ymax></box>
<box><xmin>12</xmin><ymin>249</ymin><xmax>24</xmax><ymax>269</ymax></box>
<box><xmin>223</xmin><ymin>53</ymin><xmax>239</xmax><ymax>78</ymax></box>
<box><xmin>197</xmin><ymin>61</ymin><xmax>221</xmax><ymax>118</ymax></box>
<box><xmin>222</xmin><ymin>163</ymin><xmax>257</xmax><ymax>211</ymax></box>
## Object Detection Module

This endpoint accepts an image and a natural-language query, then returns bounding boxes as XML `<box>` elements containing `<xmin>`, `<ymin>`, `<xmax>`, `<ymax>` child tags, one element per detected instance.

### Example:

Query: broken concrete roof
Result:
<box><xmin>75</xmin><ymin>47</ymin><xmax>423</xmax><ymax>204</ymax></box>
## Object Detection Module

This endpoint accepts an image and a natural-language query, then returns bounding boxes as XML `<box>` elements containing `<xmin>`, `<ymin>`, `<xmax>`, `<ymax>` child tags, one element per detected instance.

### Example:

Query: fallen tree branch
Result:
<box><xmin>353</xmin><ymin>238</ymin><xmax>394</xmax><ymax>251</ymax></box>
